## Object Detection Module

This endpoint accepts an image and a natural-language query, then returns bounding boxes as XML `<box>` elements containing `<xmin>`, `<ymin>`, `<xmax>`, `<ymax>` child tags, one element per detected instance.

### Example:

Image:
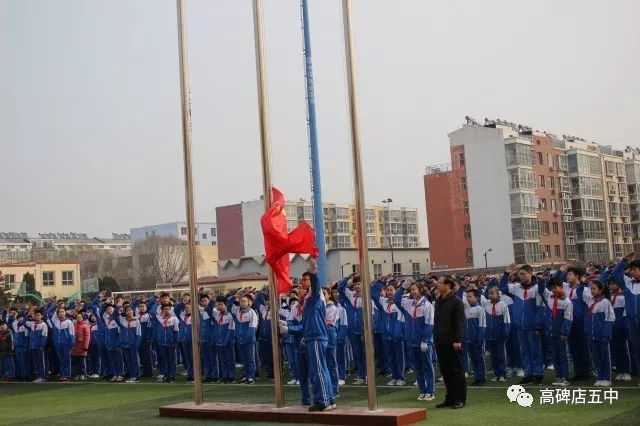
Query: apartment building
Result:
<box><xmin>130</xmin><ymin>222</ymin><xmax>217</xmax><ymax>246</ymax></box>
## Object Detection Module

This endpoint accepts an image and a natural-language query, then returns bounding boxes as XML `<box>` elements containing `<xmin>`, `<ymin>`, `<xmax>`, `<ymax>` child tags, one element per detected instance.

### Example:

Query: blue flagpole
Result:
<box><xmin>300</xmin><ymin>0</ymin><xmax>328</xmax><ymax>284</ymax></box>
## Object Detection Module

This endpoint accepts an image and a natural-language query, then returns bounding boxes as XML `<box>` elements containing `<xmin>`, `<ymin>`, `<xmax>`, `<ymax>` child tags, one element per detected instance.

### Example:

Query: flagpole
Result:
<box><xmin>341</xmin><ymin>0</ymin><xmax>377</xmax><ymax>411</ymax></box>
<box><xmin>175</xmin><ymin>0</ymin><xmax>203</xmax><ymax>405</ymax></box>
<box><xmin>252</xmin><ymin>0</ymin><xmax>285</xmax><ymax>408</ymax></box>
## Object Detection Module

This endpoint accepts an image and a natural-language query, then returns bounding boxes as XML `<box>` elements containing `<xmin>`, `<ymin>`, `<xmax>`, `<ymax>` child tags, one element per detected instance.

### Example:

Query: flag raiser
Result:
<box><xmin>260</xmin><ymin>187</ymin><xmax>319</xmax><ymax>293</ymax></box>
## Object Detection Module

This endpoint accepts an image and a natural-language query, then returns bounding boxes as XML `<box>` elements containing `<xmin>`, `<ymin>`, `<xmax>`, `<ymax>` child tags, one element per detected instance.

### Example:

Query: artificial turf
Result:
<box><xmin>1</xmin><ymin>372</ymin><xmax>639</xmax><ymax>425</ymax></box>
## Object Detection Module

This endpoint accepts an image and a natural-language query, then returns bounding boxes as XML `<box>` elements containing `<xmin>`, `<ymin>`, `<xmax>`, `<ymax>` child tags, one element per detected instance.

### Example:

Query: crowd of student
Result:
<box><xmin>1</xmin><ymin>252</ymin><xmax>640</xmax><ymax>404</ymax></box>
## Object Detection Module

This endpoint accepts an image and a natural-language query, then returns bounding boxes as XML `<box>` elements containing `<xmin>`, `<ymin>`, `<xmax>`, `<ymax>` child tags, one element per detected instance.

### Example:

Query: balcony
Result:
<box><xmin>425</xmin><ymin>163</ymin><xmax>452</xmax><ymax>175</ymax></box>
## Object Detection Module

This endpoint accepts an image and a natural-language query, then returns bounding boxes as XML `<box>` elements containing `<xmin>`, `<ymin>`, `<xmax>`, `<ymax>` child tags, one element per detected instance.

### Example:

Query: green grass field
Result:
<box><xmin>1</xmin><ymin>370</ymin><xmax>639</xmax><ymax>425</ymax></box>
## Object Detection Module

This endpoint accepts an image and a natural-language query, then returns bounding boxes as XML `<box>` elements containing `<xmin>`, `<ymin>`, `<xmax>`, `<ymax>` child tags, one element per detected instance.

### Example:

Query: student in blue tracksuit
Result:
<box><xmin>394</xmin><ymin>278</ymin><xmax>435</xmax><ymax>401</ymax></box>
<box><xmin>610</xmin><ymin>252</ymin><xmax>640</xmax><ymax>378</ymax></box>
<box><xmin>372</xmin><ymin>277</ymin><xmax>406</xmax><ymax>386</ymax></box>
<box><xmin>282</xmin><ymin>296</ymin><xmax>300</xmax><ymax>385</ymax></box>
<box><xmin>607</xmin><ymin>278</ymin><xmax>631</xmax><ymax>381</ymax></box>
<box><xmin>101</xmin><ymin>304</ymin><xmax>123</xmax><ymax>382</ymax></box>
<box><xmin>152</xmin><ymin>304</ymin><xmax>180</xmax><ymax>383</ymax></box>
<box><xmin>192</xmin><ymin>295</ymin><xmax>215</xmax><ymax>382</ymax></box>
<box><xmin>299</xmin><ymin>259</ymin><xmax>334</xmax><ymax>411</ymax></box>
<box><xmin>234</xmin><ymin>295</ymin><xmax>258</xmax><ymax>384</ymax></box>
<box><xmin>538</xmin><ymin>276</ymin><xmax>573</xmax><ymax>386</ymax></box>
<box><xmin>483</xmin><ymin>286</ymin><xmax>510</xmax><ymax>382</ymax></box>
<box><xmin>559</xmin><ymin>265</ymin><xmax>590</xmax><ymax>381</ymax></box>
<box><xmin>117</xmin><ymin>306</ymin><xmax>141</xmax><ymax>383</ymax></box>
<box><xmin>499</xmin><ymin>264</ymin><xmax>544</xmax><ymax>384</ymax></box>
<box><xmin>7</xmin><ymin>311</ymin><xmax>28</xmax><ymax>380</ymax></box>
<box><xmin>463</xmin><ymin>289</ymin><xmax>486</xmax><ymax>385</ymax></box>
<box><xmin>87</xmin><ymin>315</ymin><xmax>102</xmax><ymax>378</ymax></box>
<box><xmin>177</xmin><ymin>303</ymin><xmax>193</xmax><ymax>382</ymax></box>
<box><xmin>338</xmin><ymin>275</ymin><xmax>366</xmax><ymax>384</ymax></box>
<box><xmin>136</xmin><ymin>303</ymin><xmax>153</xmax><ymax>378</ymax></box>
<box><xmin>323</xmin><ymin>288</ymin><xmax>340</xmax><ymax>399</ymax></box>
<box><xmin>254</xmin><ymin>290</ymin><xmax>274</xmax><ymax>379</ymax></box>
<box><xmin>48</xmin><ymin>307</ymin><xmax>75</xmax><ymax>382</ymax></box>
<box><xmin>332</xmin><ymin>289</ymin><xmax>349</xmax><ymax>386</ymax></box>
<box><xmin>583</xmin><ymin>280</ymin><xmax>615</xmax><ymax>387</ymax></box>
<box><xmin>212</xmin><ymin>296</ymin><xmax>236</xmax><ymax>383</ymax></box>
<box><xmin>27</xmin><ymin>310</ymin><xmax>48</xmax><ymax>382</ymax></box>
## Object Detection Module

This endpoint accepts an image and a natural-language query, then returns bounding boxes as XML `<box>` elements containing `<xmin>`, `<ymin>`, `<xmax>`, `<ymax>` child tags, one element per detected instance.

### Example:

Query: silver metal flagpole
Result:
<box><xmin>252</xmin><ymin>0</ymin><xmax>285</xmax><ymax>408</ymax></box>
<box><xmin>341</xmin><ymin>0</ymin><xmax>377</xmax><ymax>411</ymax></box>
<box><xmin>175</xmin><ymin>0</ymin><xmax>203</xmax><ymax>405</ymax></box>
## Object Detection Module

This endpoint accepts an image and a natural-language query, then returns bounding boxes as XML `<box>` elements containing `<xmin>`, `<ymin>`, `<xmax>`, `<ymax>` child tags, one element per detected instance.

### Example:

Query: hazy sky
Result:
<box><xmin>2</xmin><ymin>0</ymin><xmax>639</xmax><ymax>245</ymax></box>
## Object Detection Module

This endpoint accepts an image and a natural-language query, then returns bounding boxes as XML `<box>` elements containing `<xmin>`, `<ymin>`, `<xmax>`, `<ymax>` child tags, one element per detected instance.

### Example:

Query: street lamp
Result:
<box><xmin>483</xmin><ymin>248</ymin><xmax>493</xmax><ymax>270</ymax></box>
<box><xmin>340</xmin><ymin>262</ymin><xmax>351</xmax><ymax>277</ymax></box>
<box><xmin>382</xmin><ymin>198</ymin><xmax>395</xmax><ymax>272</ymax></box>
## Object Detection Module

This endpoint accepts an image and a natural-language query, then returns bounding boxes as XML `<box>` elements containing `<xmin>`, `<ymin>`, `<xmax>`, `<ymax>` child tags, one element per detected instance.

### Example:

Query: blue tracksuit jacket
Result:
<box><xmin>394</xmin><ymin>289</ymin><xmax>434</xmax><ymax>347</ymax></box>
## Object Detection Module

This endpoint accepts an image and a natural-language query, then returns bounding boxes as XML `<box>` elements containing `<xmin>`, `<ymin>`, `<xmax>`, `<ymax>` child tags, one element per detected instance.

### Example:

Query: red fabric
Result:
<box><xmin>612</xmin><ymin>290</ymin><xmax>620</xmax><ymax>307</ymax></box>
<box><xmin>588</xmin><ymin>300</ymin><xmax>597</xmax><ymax>316</ymax></box>
<box><xmin>261</xmin><ymin>187</ymin><xmax>319</xmax><ymax>293</ymax></box>
<box><xmin>551</xmin><ymin>288</ymin><xmax>565</xmax><ymax>318</ymax></box>
<box><xmin>492</xmin><ymin>302</ymin><xmax>497</xmax><ymax>317</ymax></box>
<box><xmin>523</xmin><ymin>287</ymin><xmax>529</xmax><ymax>300</ymax></box>
<box><xmin>71</xmin><ymin>321</ymin><xmax>90</xmax><ymax>356</ymax></box>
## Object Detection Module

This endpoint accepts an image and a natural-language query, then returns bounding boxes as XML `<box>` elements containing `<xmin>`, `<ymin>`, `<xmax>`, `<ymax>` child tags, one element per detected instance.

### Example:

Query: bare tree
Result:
<box><xmin>131</xmin><ymin>236</ymin><xmax>200</xmax><ymax>288</ymax></box>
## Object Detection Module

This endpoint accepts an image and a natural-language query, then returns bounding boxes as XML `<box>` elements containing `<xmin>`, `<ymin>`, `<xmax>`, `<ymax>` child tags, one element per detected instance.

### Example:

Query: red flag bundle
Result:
<box><xmin>261</xmin><ymin>187</ymin><xmax>319</xmax><ymax>293</ymax></box>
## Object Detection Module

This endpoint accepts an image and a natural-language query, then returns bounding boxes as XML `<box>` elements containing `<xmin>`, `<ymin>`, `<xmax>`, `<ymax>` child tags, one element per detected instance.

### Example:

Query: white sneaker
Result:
<box><xmin>89</xmin><ymin>374</ymin><xmax>100</xmax><ymax>379</ymax></box>
<box><xmin>594</xmin><ymin>380</ymin><xmax>611</xmax><ymax>387</ymax></box>
<box><xmin>395</xmin><ymin>380</ymin><xmax>406</xmax><ymax>386</ymax></box>
<box><xmin>438</xmin><ymin>376</ymin><xmax>444</xmax><ymax>382</ymax></box>
<box><xmin>387</xmin><ymin>379</ymin><xmax>397</xmax><ymax>386</ymax></box>
<box><xmin>338</xmin><ymin>380</ymin><xmax>345</xmax><ymax>385</ymax></box>
<box><xmin>552</xmin><ymin>378</ymin><xmax>569</xmax><ymax>386</ymax></box>
<box><xmin>413</xmin><ymin>380</ymin><xmax>418</xmax><ymax>386</ymax></box>
<box><xmin>516</xmin><ymin>369</ymin><xmax>525</xmax><ymax>378</ymax></box>
<box><xmin>32</xmin><ymin>378</ymin><xmax>45</xmax><ymax>383</ymax></box>
<box><xmin>235</xmin><ymin>364</ymin><xmax>242</xmax><ymax>368</ymax></box>
<box><xmin>621</xmin><ymin>373</ymin><xmax>632</xmax><ymax>382</ymax></box>
<box><xmin>417</xmin><ymin>394</ymin><xmax>426</xmax><ymax>401</ymax></box>
<box><xmin>464</xmin><ymin>373</ymin><xmax>469</xmax><ymax>378</ymax></box>
<box><xmin>422</xmin><ymin>394</ymin><xmax>435</xmax><ymax>401</ymax></box>
<box><xmin>614</xmin><ymin>373</ymin><xmax>623</xmax><ymax>381</ymax></box>
<box><xmin>546</xmin><ymin>364</ymin><xmax>555</xmax><ymax>371</ymax></box>
<box><xmin>295</xmin><ymin>380</ymin><xmax>300</xmax><ymax>385</ymax></box>
<box><xmin>156</xmin><ymin>374</ymin><xmax>164</xmax><ymax>381</ymax></box>
<box><xmin>352</xmin><ymin>378</ymin><xmax>366</xmax><ymax>385</ymax></box>
<box><xmin>491</xmin><ymin>377</ymin><xmax>499</xmax><ymax>382</ymax></box>
<box><xmin>497</xmin><ymin>377</ymin><xmax>506</xmax><ymax>382</ymax></box>
<box><xmin>287</xmin><ymin>379</ymin><xmax>298</xmax><ymax>385</ymax></box>
<box><xmin>506</xmin><ymin>368</ymin><xmax>513</xmax><ymax>377</ymax></box>
<box><xmin>79</xmin><ymin>375</ymin><xmax>87</xmax><ymax>381</ymax></box>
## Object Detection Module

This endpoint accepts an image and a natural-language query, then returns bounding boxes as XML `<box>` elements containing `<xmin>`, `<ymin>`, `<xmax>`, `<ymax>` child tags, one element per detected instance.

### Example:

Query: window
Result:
<box><xmin>403</xmin><ymin>210</ymin><xmax>418</xmax><ymax>222</ymax></box>
<box><xmin>540</xmin><ymin>221</ymin><xmax>550</xmax><ymax>235</ymax></box>
<box><xmin>463</xmin><ymin>201</ymin><xmax>469</xmax><ymax>215</ymax></box>
<box><xmin>537</xmin><ymin>152</ymin><xmax>544</xmax><ymax>165</ymax></box>
<box><xmin>510</xmin><ymin>193</ymin><xmax>539</xmax><ymax>215</ymax></box>
<box><xmin>547</xmin><ymin>154</ymin><xmax>554</xmax><ymax>167</ymax></box>
<box><xmin>201</xmin><ymin>233</ymin><xmax>207</xmax><ymax>240</ymax></box>
<box><xmin>560</xmin><ymin>176</ymin><xmax>570</xmax><ymax>193</ymax></box>
<box><xmin>508</xmin><ymin>168</ymin><xmax>535</xmax><ymax>191</ymax></box>
<box><xmin>543</xmin><ymin>245</ymin><xmax>551</xmax><ymax>259</ymax></box>
<box><xmin>540</xmin><ymin>198</ymin><xmax>547</xmax><ymax>211</ymax></box>
<box><xmin>549</xmin><ymin>176</ymin><xmax>556</xmax><ymax>189</ymax></box>
<box><xmin>605</xmin><ymin>161</ymin><xmax>616</xmax><ymax>176</ymax></box>
<box><xmin>554</xmin><ymin>245</ymin><xmax>561</xmax><ymax>258</ymax></box>
<box><xmin>463</xmin><ymin>224</ymin><xmax>472</xmax><ymax>239</ymax></box>
<box><xmin>571</xmin><ymin>198</ymin><xmax>605</xmax><ymax>219</ymax></box>
<box><xmin>4</xmin><ymin>274</ymin><xmax>15</xmax><ymax>290</ymax></box>
<box><xmin>366</xmin><ymin>222</ymin><xmax>375</xmax><ymax>234</ymax></box>
<box><xmin>336</xmin><ymin>221</ymin><xmax>350</xmax><ymax>234</ymax></box>
<box><xmin>539</xmin><ymin>174</ymin><xmax>545</xmax><ymax>188</ymax></box>
<box><xmin>511</xmin><ymin>218</ymin><xmax>540</xmax><ymax>240</ymax></box>
<box><xmin>412</xmin><ymin>263</ymin><xmax>420</xmax><ymax>275</ymax></box>
<box><xmin>466</xmin><ymin>248</ymin><xmax>473</xmax><ymax>264</ymax></box>
<box><xmin>505</xmin><ymin>143</ymin><xmax>534</xmax><ymax>167</ymax></box>
<box><xmin>551</xmin><ymin>199</ymin><xmax>557</xmax><ymax>213</ymax></box>
<box><xmin>211</xmin><ymin>228</ymin><xmax>216</xmax><ymax>237</ymax></box>
<box><xmin>513</xmin><ymin>243</ymin><xmax>542</xmax><ymax>264</ymax></box>
<box><xmin>553</xmin><ymin>222</ymin><xmax>559</xmax><ymax>234</ymax></box>
<box><xmin>616</xmin><ymin>162</ymin><xmax>626</xmax><ymax>177</ymax></box>
<box><xmin>373</xmin><ymin>264</ymin><xmax>382</xmax><ymax>279</ymax></box>
<box><xmin>575</xmin><ymin>220</ymin><xmax>606</xmax><ymax>240</ymax></box>
<box><xmin>406</xmin><ymin>236</ymin><xmax>419</xmax><ymax>247</ymax></box>
<box><xmin>62</xmin><ymin>271</ymin><xmax>74</xmax><ymax>286</ymax></box>
<box><xmin>619</xmin><ymin>183</ymin><xmax>628</xmax><ymax>197</ymax></box>
<box><xmin>365</xmin><ymin>209</ymin><xmax>375</xmax><ymax>221</ymax></box>
<box><xmin>180</xmin><ymin>227</ymin><xmax>187</xmax><ymax>235</ymax></box>
<box><xmin>351</xmin><ymin>264</ymin><xmax>359</xmax><ymax>274</ymax></box>
<box><xmin>337</xmin><ymin>236</ymin><xmax>351</xmax><ymax>248</ymax></box>
<box><xmin>610</xmin><ymin>202</ymin><xmax>620</xmax><ymax>217</ymax></box>
<box><xmin>42</xmin><ymin>271</ymin><xmax>55</xmax><ymax>286</ymax></box>
<box><xmin>336</xmin><ymin>207</ymin><xmax>349</xmax><ymax>219</ymax></box>
<box><xmin>367</xmin><ymin>236</ymin><xmax>377</xmax><ymax>248</ymax></box>
<box><xmin>393</xmin><ymin>263</ymin><xmax>402</xmax><ymax>276</ymax></box>
<box><xmin>461</xmin><ymin>177</ymin><xmax>467</xmax><ymax>190</ymax></box>
<box><xmin>459</xmin><ymin>152</ymin><xmax>465</xmax><ymax>166</ymax></box>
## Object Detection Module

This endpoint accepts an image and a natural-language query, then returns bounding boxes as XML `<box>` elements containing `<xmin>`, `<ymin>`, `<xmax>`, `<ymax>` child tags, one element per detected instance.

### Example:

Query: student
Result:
<box><xmin>610</xmin><ymin>252</ymin><xmax>640</xmax><ymax>379</ymax></box>
<box><xmin>49</xmin><ymin>307</ymin><xmax>75</xmax><ymax>382</ymax></box>
<box><xmin>255</xmin><ymin>290</ymin><xmax>274</xmax><ymax>379</ymax></box>
<box><xmin>177</xmin><ymin>303</ymin><xmax>193</xmax><ymax>383</ymax></box>
<box><xmin>153</xmin><ymin>304</ymin><xmax>180</xmax><ymax>383</ymax></box>
<box><xmin>463</xmin><ymin>288</ymin><xmax>486</xmax><ymax>385</ymax></box>
<box><xmin>483</xmin><ymin>286</ymin><xmax>510</xmax><ymax>382</ymax></box>
<box><xmin>0</xmin><ymin>321</ymin><xmax>15</xmax><ymax>381</ymax></box>
<box><xmin>332</xmin><ymin>288</ymin><xmax>348</xmax><ymax>386</ymax></box>
<box><xmin>87</xmin><ymin>315</ymin><xmax>102</xmax><ymax>378</ymax></box>
<box><xmin>537</xmin><ymin>277</ymin><xmax>572</xmax><ymax>386</ymax></box>
<box><xmin>499</xmin><ymin>264</ymin><xmax>544</xmax><ymax>384</ymax></box>
<box><xmin>234</xmin><ymin>295</ymin><xmax>258</xmax><ymax>384</ymax></box>
<box><xmin>136</xmin><ymin>302</ymin><xmax>153</xmax><ymax>378</ymax></box>
<box><xmin>323</xmin><ymin>288</ymin><xmax>340</xmax><ymax>399</ymax></box>
<box><xmin>394</xmin><ymin>278</ymin><xmax>435</xmax><ymax>401</ymax></box>
<box><xmin>561</xmin><ymin>265</ymin><xmax>591</xmax><ymax>381</ymax></box>
<box><xmin>282</xmin><ymin>295</ymin><xmax>300</xmax><ymax>385</ymax></box>
<box><xmin>338</xmin><ymin>274</ymin><xmax>366</xmax><ymax>385</ymax></box>
<box><xmin>372</xmin><ymin>277</ymin><xmax>405</xmax><ymax>386</ymax></box>
<box><xmin>101</xmin><ymin>303</ymin><xmax>124</xmax><ymax>382</ymax></box>
<box><xmin>6</xmin><ymin>311</ymin><xmax>28</xmax><ymax>381</ymax></box>
<box><xmin>118</xmin><ymin>305</ymin><xmax>142</xmax><ymax>383</ymax></box>
<box><xmin>71</xmin><ymin>313</ymin><xmax>90</xmax><ymax>381</ymax></box>
<box><xmin>211</xmin><ymin>296</ymin><xmax>236</xmax><ymax>384</ymax></box>
<box><xmin>194</xmin><ymin>295</ymin><xmax>215</xmax><ymax>383</ymax></box>
<box><xmin>27</xmin><ymin>309</ymin><xmax>48</xmax><ymax>383</ymax></box>
<box><xmin>607</xmin><ymin>278</ymin><xmax>631</xmax><ymax>381</ymax></box>
<box><xmin>582</xmin><ymin>280</ymin><xmax>615</xmax><ymax>387</ymax></box>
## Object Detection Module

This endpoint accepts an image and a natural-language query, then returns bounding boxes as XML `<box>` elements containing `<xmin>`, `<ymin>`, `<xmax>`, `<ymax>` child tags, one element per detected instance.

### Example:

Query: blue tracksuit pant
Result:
<box><xmin>297</xmin><ymin>347</ymin><xmax>311</xmax><ymax>406</ymax></box>
<box><xmin>487</xmin><ymin>339</ymin><xmax>506</xmax><ymax>378</ymax></box>
<box><xmin>88</xmin><ymin>344</ymin><xmax>101</xmax><ymax>375</ymax></box>
<box><xmin>55</xmin><ymin>345</ymin><xmax>72</xmax><ymax>378</ymax></box>
<box><xmin>542</xmin><ymin>333</ymin><xmax>553</xmax><ymax>366</ymax></box>
<box><xmin>215</xmin><ymin>344</ymin><xmax>235</xmax><ymax>380</ymax></box>
<box><xmin>551</xmin><ymin>337</ymin><xmax>569</xmax><ymax>380</ymax></box>
<box><xmin>285</xmin><ymin>342</ymin><xmax>298</xmax><ymax>380</ymax></box>
<box><xmin>259</xmin><ymin>339</ymin><xmax>273</xmax><ymax>376</ymax></box>
<box><xmin>569</xmin><ymin>322</ymin><xmax>590</xmax><ymax>378</ymax></box>
<box><xmin>31</xmin><ymin>348</ymin><xmax>46</xmax><ymax>379</ymax></box>
<box><xmin>589</xmin><ymin>340</ymin><xmax>611</xmax><ymax>381</ymax></box>
<box><xmin>383</xmin><ymin>338</ymin><xmax>405</xmax><ymax>381</ymax></box>
<box><xmin>159</xmin><ymin>345</ymin><xmax>176</xmax><ymax>380</ymax></box>
<box><xmin>106</xmin><ymin>348</ymin><xmax>124</xmax><ymax>377</ymax></box>
<box><xmin>507</xmin><ymin>328</ymin><xmax>522</xmax><ymax>369</ymax></box>
<box><xmin>412</xmin><ymin>345</ymin><xmax>435</xmax><ymax>395</ymax></box>
<box><xmin>626</xmin><ymin>318</ymin><xmax>640</xmax><ymax>375</ymax></box>
<box><xmin>326</xmin><ymin>346</ymin><xmax>339</xmax><ymax>397</ymax></box>
<box><xmin>238</xmin><ymin>342</ymin><xmax>256</xmax><ymax>380</ymax></box>
<box><xmin>201</xmin><ymin>342</ymin><xmax>216</xmax><ymax>379</ymax></box>
<box><xmin>14</xmin><ymin>349</ymin><xmax>28</xmax><ymax>379</ymax></box>
<box><xmin>1</xmin><ymin>354</ymin><xmax>15</xmax><ymax>379</ymax></box>
<box><xmin>611</xmin><ymin>335</ymin><xmax>630</xmax><ymax>375</ymax></box>
<box><xmin>467</xmin><ymin>341</ymin><xmax>486</xmax><ymax>382</ymax></box>
<box><xmin>138</xmin><ymin>340</ymin><xmax>153</xmax><ymax>377</ymax></box>
<box><xmin>307</xmin><ymin>339</ymin><xmax>333</xmax><ymax>407</ymax></box>
<box><xmin>517</xmin><ymin>328</ymin><xmax>543</xmax><ymax>377</ymax></box>
<box><xmin>123</xmin><ymin>347</ymin><xmax>139</xmax><ymax>379</ymax></box>
<box><xmin>336</xmin><ymin>341</ymin><xmax>346</xmax><ymax>380</ymax></box>
<box><xmin>349</xmin><ymin>332</ymin><xmax>366</xmax><ymax>379</ymax></box>
<box><xmin>181</xmin><ymin>343</ymin><xmax>193</xmax><ymax>380</ymax></box>
<box><xmin>374</xmin><ymin>332</ymin><xmax>386</xmax><ymax>373</ymax></box>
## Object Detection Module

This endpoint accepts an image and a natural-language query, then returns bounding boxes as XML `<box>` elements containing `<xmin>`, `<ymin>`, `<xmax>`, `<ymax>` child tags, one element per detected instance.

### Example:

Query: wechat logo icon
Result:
<box><xmin>507</xmin><ymin>384</ymin><xmax>534</xmax><ymax>408</ymax></box>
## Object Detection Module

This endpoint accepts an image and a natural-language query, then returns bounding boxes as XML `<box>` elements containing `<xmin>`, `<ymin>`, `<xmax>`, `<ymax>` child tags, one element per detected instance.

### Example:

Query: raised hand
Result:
<box><xmin>625</xmin><ymin>252</ymin><xmax>636</xmax><ymax>262</ymax></box>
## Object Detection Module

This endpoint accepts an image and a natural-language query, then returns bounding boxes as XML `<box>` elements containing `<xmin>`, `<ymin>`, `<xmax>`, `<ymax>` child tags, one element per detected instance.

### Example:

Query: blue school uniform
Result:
<box><xmin>583</xmin><ymin>292</ymin><xmax>614</xmax><ymax>381</ymax></box>
<box><xmin>325</xmin><ymin>302</ymin><xmax>340</xmax><ymax>397</ymax></box>
<box><xmin>372</xmin><ymin>280</ymin><xmax>405</xmax><ymax>382</ymax></box>
<box><xmin>610</xmin><ymin>259</ymin><xmax>640</xmax><ymax>375</ymax></box>
<box><xmin>137</xmin><ymin>312</ymin><xmax>153</xmax><ymax>377</ymax></box>
<box><xmin>609</xmin><ymin>291</ymin><xmax>630</xmax><ymax>375</ymax></box>
<box><xmin>88</xmin><ymin>323</ymin><xmax>102</xmax><ymax>376</ymax></box>
<box><xmin>538</xmin><ymin>286</ymin><xmax>572</xmax><ymax>381</ymax></box>
<box><xmin>483</xmin><ymin>298</ymin><xmax>510</xmax><ymax>379</ymax></box>
<box><xmin>117</xmin><ymin>316</ymin><xmax>141</xmax><ymax>379</ymax></box>
<box><xmin>335</xmin><ymin>303</ymin><xmax>349</xmax><ymax>381</ymax></box>
<box><xmin>152</xmin><ymin>314</ymin><xmax>180</xmax><ymax>380</ymax></box>
<box><xmin>464</xmin><ymin>301</ymin><xmax>486</xmax><ymax>383</ymax></box>
<box><xmin>255</xmin><ymin>293</ymin><xmax>274</xmax><ymax>378</ymax></box>
<box><xmin>177</xmin><ymin>311</ymin><xmax>193</xmax><ymax>381</ymax></box>
<box><xmin>234</xmin><ymin>307</ymin><xmax>258</xmax><ymax>381</ymax></box>
<box><xmin>27</xmin><ymin>320</ymin><xmax>48</xmax><ymax>379</ymax></box>
<box><xmin>49</xmin><ymin>316</ymin><xmax>75</xmax><ymax>378</ymax></box>
<box><xmin>8</xmin><ymin>317</ymin><xmax>29</xmax><ymax>379</ymax></box>
<box><xmin>338</xmin><ymin>278</ymin><xmax>366</xmax><ymax>380</ymax></box>
<box><xmin>101</xmin><ymin>311</ymin><xmax>123</xmax><ymax>377</ymax></box>
<box><xmin>212</xmin><ymin>309</ymin><xmax>235</xmax><ymax>381</ymax></box>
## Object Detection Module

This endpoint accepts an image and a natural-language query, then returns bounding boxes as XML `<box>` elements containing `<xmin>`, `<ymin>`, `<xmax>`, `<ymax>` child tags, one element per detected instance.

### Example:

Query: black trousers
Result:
<box><xmin>435</xmin><ymin>339</ymin><xmax>467</xmax><ymax>404</ymax></box>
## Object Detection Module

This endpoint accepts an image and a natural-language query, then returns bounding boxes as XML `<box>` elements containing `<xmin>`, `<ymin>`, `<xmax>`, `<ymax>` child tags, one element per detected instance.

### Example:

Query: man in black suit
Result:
<box><xmin>434</xmin><ymin>276</ymin><xmax>467</xmax><ymax>409</ymax></box>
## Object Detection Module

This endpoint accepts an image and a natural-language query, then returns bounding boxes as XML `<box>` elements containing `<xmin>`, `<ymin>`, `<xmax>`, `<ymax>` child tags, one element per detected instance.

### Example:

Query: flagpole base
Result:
<box><xmin>159</xmin><ymin>402</ymin><xmax>427</xmax><ymax>426</ymax></box>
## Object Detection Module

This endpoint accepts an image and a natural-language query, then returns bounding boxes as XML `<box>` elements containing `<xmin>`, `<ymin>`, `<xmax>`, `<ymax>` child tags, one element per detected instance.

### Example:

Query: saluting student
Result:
<box><xmin>49</xmin><ymin>307</ymin><xmax>76</xmax><ymax>382</ymax></box>
<box><xmin>234</xmin><ymin>295</ymin><xmax>258</xmax><ymax>384</ymax></box>
<box><xmin>117</xmin><ymin>306</ymin><xmax>142</xmax><ymax>383</ymax></box>
<box><xmin>211</xmin><ymin>296</ymin><xmax>236</xmax><ymax>383</ymax></box>
<box><xmin>463</xmin><ymin>289</ymin><xmax>486</xmax><ymax>385</ymax></box>
<box><xmin>610</xmin><ymin>253</ymin><xmax>640</xmax><ymax>378</ymax></box>
<box><xmin>338</xmin><ymin>275</ymin><xmax>366</xmax><ymax>385</ymax></box>
<box><xmin>152</xmin><ymin>304</ymin><xmax>180</xmax><ymax>383</ymax></box>
<box><xmin>372</xmin><ymin>277</ymin><xmax>406</xmax><ymax>386</ymax></box>
<box><xmin>483</xmin><ymin>286</ymin><xmax>510</xmax><ymax>382</ymax></box>
<box><xmin>27</xmin><ymin>310</ymin><xmax>48</xmax><ymax>382</ymax></box>
<box><xmin>582</xmin><ymin>280</ymin><xmax>615</xmax><ymax>387</ymax></box>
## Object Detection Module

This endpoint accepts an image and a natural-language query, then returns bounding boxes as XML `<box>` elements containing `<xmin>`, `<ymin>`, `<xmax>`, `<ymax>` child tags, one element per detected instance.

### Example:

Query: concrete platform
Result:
<box><xmin>159</xmin><ymin>402</ymin><xmax>427</xmax><ymax>425</ymax></box>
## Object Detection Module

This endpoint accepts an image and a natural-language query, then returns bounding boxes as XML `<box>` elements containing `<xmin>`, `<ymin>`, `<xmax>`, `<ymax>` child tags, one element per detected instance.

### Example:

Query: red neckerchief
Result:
<box><xmin>551</xmin><ymin>288</ymin><xmax>565</xmax><ymax>318</ymax></box>
<box><xmin>239</xmin><ymin>309</ymin><xmax>245</xmax><ymax>322</ymax></box>
<box><xmin>491</xmin><ymin>300</ymin><xmax>498</xmax><ymax>317</ymax></box>
<box><xmin>162</xmin><ymin>317</ymin><xmax>170</xmax><ymax>327</ymax></box>
<box><xmin>588</xmin><ymin>297</ymin><xmax>602</xmax><ymax>316</ymax></box>
<box><xmin>354</xmin><ymin>296</ymin><xmax>359</xmax><ymax>309</ymax></box>
<box><xmin>386</xmin><ymin>301</ymin><xmax>394</xmax><ymax>314</ymax></box>
<box><xmin>218</xmin><ymin>314</ymin><xmax>224</xmax><ymax>325</ymax></box>
<box><xmin>611</xmin><ymin>290</ymin><xmax>621</xmax><ymax>307</ymax></box>
<box><xmin>522</xmin><ymin>284</ymin><xmax>531</xmax><ymax>300</ymax></box>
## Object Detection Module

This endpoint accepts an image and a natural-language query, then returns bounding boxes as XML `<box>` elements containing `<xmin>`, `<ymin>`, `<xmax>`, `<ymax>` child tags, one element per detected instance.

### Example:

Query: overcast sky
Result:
<box><xmin>2</xmin><ymin>0</ymin><xmax>639</xmax><ymax>245</ymax></box>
